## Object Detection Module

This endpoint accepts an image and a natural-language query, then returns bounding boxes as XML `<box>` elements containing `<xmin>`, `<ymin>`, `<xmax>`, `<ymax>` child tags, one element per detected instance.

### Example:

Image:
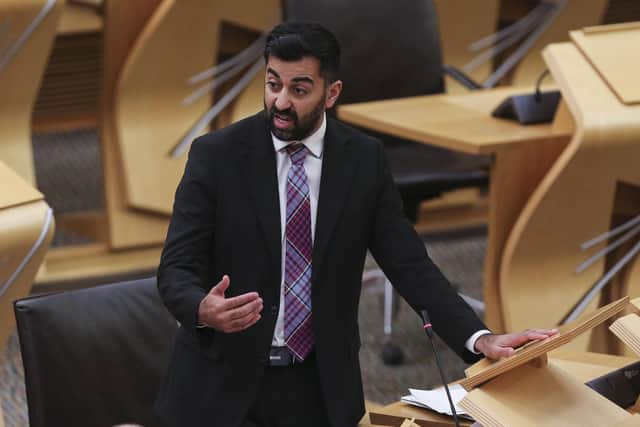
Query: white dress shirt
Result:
<box><xmin>269</xmin><ymin>113</ymin><xmax>490</xmax><ymax>353</ymax></box>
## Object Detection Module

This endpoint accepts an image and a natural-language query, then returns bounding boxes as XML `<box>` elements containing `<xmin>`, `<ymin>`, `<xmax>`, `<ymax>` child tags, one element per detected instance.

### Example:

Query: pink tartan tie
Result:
<box><xmin>283</xmin><ymin>144</ymin><xmax>314</xmax><ymax>360</ymax></box>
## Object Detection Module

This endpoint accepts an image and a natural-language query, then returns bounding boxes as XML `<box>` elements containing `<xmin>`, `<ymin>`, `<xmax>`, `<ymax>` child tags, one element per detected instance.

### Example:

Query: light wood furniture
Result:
<box><xmin>508</xmin><ymin>0</ymin><xmax>609</xmax><ymax>87</ymax></box>
<box><xmin>0</xmin><ymin>0</ymin><xmax>64</xmax><ymax>183</ymax></box>
<box><xmin>338</xmin><ymin>86</ymin><xmax>572</xmax><ymax>333</ymax></box>
<box><xmin>369</xmin><ymin>347</ymin><xmax>638</xmax><ymax>426</ymax></box>
<box><xmin>338</xmin><ymin>23</ymin><xmax>640</xmax><ymax>349</ymax></box>
<box><xmin>36</xmin><ymin>1</ymin><xmax>282</xmax><ymax>284</ymax></box>
<box><xmin>459</xmin><ymin>297</ymin><xmax>637</xmax><ymax>427</ymax></box>
<box><xmin>0</xmin><ymin>161</ymin><xmax>54</xmax><ymax>353</ymax></box>
<box><xmin>101</xmin><ymin>0</ymin><xmax>280</xmax><ymax>248</ymax></box>
<box><xmin>433</xmin><ymin>0</ymin><xmax>499</xmax><ymax>93</ymax></box>
<box><xmin>114</xmin><ymin>0</ymin><xmax>279</xmax><ymax>216</ymax></box>
<box><xmin>500</xmin><ymin>26</ymin><xmax>640</xmax><ymax>352</ymax></box>
<box><xmin>610</xmin><ymin>297</ymin><xmax>640</xmax><ymax>355</ymax></box>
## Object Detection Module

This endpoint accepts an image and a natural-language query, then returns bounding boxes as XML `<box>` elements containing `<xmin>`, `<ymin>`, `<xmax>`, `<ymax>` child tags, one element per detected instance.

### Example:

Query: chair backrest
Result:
<box><xmin>14</xmin><ymin>277</ymin><xmax>178</xmax><ymax>427</ymax></box>
<box><xmin>283</xmin><ymin>0</ymin><xmax>445</xmax><ymax>105</ymax></box>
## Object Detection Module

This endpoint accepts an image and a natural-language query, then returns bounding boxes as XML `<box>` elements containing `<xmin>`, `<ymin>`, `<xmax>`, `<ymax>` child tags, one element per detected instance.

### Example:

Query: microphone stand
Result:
<box><xmin>420</xmin><ymin>309</ymin><xmax>461</xmax><ymax>427</ymax></box>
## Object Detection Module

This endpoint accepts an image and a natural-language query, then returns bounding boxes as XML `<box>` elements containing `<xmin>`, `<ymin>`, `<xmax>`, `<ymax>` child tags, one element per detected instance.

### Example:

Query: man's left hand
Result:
<box><xmin>474</xmin><ymin>329</ymin><xmax>558</xmax><ymax>360</ymax></box>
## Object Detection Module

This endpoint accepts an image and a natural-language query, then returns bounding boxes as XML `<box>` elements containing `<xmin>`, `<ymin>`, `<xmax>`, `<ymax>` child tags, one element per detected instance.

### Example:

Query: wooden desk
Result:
<box><xmin>367</xmin><ymin>351</ymin><xmax>638</xmax><ymax>426</ymax></box>
<box><xmin>338</xmin><ymin>87</ymin><xmax>572</xmax><ymax>332</ymax></box>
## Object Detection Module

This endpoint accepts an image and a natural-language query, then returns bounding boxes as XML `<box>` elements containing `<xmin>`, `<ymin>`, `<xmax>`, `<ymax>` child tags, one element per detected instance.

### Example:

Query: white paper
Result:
<box><xmin>402</xmin><ymin>384</ymin><xmax>468</xmax><ymax>416</ymax></box>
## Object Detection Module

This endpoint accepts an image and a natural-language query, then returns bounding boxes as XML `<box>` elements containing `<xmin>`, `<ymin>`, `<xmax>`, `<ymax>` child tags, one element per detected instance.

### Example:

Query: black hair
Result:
<box><xmin>264</xmin><ymin>22</ymin><xmax>340</xmax><ymax>82</ymax></box>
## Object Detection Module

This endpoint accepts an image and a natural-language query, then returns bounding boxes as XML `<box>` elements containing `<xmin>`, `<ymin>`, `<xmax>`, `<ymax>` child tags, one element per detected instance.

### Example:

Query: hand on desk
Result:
<box><xmin>475</xmin><ymin>328</ymin><xmax>558</xmax><ymax>360</ymax></box>
<box><xmin>198</xmin><ymin>275</ymin><xmax>263</xmax><ymax>333</ymax></box>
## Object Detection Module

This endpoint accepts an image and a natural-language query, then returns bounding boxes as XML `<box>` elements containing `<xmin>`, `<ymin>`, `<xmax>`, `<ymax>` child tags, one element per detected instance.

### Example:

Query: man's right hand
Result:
<box><xmin>197</xmin><ymin>275</ymin><xmax>263</xmax><ymax>333</ymax></box>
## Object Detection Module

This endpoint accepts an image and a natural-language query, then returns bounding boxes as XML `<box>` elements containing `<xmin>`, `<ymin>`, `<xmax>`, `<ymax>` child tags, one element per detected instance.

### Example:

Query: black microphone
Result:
<box><xmin>420</xmin><ymin>309</ymin><xmax>461</xmax><ymax>427</ymax></box>
<box><xmin>491</xmin><ymin>68</ymin><xmax>560</xmax><ymax>125</ymax></box>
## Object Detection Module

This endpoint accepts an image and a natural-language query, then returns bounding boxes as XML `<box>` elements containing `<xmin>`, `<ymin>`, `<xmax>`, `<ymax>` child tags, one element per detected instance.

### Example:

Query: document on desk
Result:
<box><xmin>401</xmin><ymin>384</ymin><xmax>473</xmax><ymax>420</ymax></box>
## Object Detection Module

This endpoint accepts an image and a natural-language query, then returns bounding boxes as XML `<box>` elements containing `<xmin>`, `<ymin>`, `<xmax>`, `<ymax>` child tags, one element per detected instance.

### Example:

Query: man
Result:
<box><xmin>155</xmin><ymin>22</ymin><xmax>556</xmax><ymax>427</ymax></box>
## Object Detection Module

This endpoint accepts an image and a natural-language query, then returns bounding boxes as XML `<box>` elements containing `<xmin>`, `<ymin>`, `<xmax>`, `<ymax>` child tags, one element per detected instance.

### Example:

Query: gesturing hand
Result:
<box><xmin>474</xmin><ymin>328</ymin><xmax>558</xmax><ymax>360</ymax></box>
<box><xmin>197</xmin><ymin>275</ymin><xmax>263</xmax><ymax>333</ymax></box>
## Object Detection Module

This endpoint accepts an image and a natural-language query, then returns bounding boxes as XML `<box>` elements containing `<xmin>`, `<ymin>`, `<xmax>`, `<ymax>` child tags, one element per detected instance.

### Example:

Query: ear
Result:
<box><xmin>324</xmin><ymin>80</ymin><xmax>343</xmax><ymax>109</ymax></box>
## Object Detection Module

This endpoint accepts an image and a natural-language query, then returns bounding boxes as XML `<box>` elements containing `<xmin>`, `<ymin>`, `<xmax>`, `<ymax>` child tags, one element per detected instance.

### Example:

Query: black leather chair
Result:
<box><xmin>14</xmin><ymin>277</ymin><xmax>177</xmax><ymax>427</ymax></box>
<box><xmin>283</xmin><ymin>0</ymin><xmax>490</xmax><ymax>364</ymax></box>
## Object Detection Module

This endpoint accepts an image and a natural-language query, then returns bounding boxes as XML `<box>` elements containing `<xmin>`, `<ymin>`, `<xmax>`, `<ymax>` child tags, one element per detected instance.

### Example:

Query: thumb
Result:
<box><xmin>210</xmin><ymin>275</ymin><xmax>230</xmax><ymax>297</ymax></box>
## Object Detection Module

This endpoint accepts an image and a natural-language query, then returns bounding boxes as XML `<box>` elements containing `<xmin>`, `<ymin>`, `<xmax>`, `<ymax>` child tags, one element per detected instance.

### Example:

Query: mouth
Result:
<box><xmin>273</xmin><ymin>112</ymin><xmax>294</xmax><ymax>130</ymax></box>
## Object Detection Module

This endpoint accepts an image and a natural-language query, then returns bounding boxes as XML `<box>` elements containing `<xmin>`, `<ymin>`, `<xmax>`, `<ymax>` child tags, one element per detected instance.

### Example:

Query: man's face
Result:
<box><xmin>264</xmin><ymin>55</ymin><xmax>342</xmax><ymax>141</ymax></box>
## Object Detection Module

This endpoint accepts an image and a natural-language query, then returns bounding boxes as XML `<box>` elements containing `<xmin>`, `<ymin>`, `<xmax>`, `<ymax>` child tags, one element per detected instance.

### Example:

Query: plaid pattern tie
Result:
<box><xmin>284</xmin><ymin>144</ymin><xmax>314</xmax><ymax>360</ymax></box>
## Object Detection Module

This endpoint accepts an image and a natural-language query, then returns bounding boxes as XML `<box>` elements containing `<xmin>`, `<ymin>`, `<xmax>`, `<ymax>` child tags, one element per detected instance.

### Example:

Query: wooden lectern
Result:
<box><xmin>459</xmin><ymin>297</ymin><xmax>640</xmax><ymax>426</ymax></box>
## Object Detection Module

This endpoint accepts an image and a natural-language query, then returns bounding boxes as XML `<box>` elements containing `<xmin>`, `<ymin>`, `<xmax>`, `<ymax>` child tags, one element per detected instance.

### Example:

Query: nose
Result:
<box><xmin>274</xmin><ymin>90</ymin><xmax>292</xmax><ymax>111</ymax></box>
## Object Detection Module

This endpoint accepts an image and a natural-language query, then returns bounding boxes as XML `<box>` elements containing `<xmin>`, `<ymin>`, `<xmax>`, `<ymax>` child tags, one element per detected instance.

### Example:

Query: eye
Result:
<box><xmin>266</xmin><ymin>81</ymin><xmax>281</xmax><ymax>91</ymax></box>
<box><xmin>294</xmin><ymin>87</ymin><xmax>309</xmax><ymax>96</ymax></box>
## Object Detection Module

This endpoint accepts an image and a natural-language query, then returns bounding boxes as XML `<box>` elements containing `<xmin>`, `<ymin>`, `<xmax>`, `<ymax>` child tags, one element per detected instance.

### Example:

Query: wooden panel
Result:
<box><xmin>499</xmin><ymin>38</ymin><xmax>640</xmax><ymax>352</ymax></box>
<box><xmin>114</xmin><ymin>0</ymin><xmax>280</xmax><ymax>215</ymax></box>
<box><xmin>460</xmin><ymin>362</ymin><xmax>631</xmax><ymax>427</ymax></box>
<box><xmin>510</xmin><ymin>0</ymin><xmax>608</xmax><ymax>87</ymax></box>
<box><xmin>100</xmin><ymin>0</ymin><xmax>166</xmax><ymax>249</ymax></box>
<box><xmin>0</xmin><ymin>0</ymin><xmax>65</xmax><ymax>183</ymax></box>
<box><xmin>0</xmin><ymin>161</ymin><xmax>43</xmax><ymax>209</ymax></box>
<box><xmin>461</xmin><ymin>297</ymin><xmax>627</xmax><ymax>390</ymax></box>
<box><xmin>572</xmin><ymin>23</ymin><xmax>640</xmax><ymax>105</ymax></box>
<box><xmin>433</xmin><ymin>0</ymin><xmax>499</xmax><ymax>93</ymax></box>
<box><xmin>37</xmin><ymin>243</ymin><xmax>161</xmax><ymax>285</ymax></box>
<box><xmin>0</xmin><ymin>200</ymin><xmax>54</xmax><ymax>352</ymax></box>
<box><xmin>57</xmin><ymin>1</ymin><xmax>102</xmax><ymax>34</ymax></box>
<box><xmin>102</xmin><ymin>0</ymin><xmax>281</xmax><ymax>248</ymax></box>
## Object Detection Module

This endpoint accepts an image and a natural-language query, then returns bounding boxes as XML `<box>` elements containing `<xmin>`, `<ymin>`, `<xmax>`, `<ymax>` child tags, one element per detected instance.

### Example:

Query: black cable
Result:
<box><xmin>420</xmin><ymin>310</ymin><xmax>461</xmax><ymax>427</ymax></box>
<box><xmin>535</xmin><ymin>69</ymin><xmax>551</xmax><ymax>102</ymax></box>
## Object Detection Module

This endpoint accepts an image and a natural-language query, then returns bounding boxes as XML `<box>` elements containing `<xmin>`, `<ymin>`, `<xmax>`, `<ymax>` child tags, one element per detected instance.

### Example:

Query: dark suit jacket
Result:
<box><xmin>155</xmin><ymin>111</ymin><xmax>486</xmax><ymax>427</ymax></box>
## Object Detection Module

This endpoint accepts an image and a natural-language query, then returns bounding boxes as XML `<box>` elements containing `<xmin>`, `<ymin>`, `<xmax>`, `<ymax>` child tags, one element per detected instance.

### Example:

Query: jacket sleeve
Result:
<box><xmin>157</xmin><ymin>137</ymin><xmax>217</xmax><ymax>337</ymax></box>
<box><xmin>367</xmin><ymin>139</ymin><xmax>486</xmax><ymax>363</ymax></box>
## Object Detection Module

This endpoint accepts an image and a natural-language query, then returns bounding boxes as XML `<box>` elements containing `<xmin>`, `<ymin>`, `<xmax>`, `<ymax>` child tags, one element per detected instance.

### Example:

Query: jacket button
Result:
<box><xmin>270</xmin><ymin>305</ymin><xmax>278</xmax><ymax>315</ymax></box>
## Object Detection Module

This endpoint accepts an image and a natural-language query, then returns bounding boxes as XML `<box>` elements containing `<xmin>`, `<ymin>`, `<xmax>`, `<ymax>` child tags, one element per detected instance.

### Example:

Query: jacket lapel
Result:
<box><xmin>312</xmin><ymin>118</ymin><xmax>358</xmax><ymax>281</ymax></box>
<box><xmin>238</xmin><ymin>114</ymin><xmax>281</xmax><ymax>290</ymax></box>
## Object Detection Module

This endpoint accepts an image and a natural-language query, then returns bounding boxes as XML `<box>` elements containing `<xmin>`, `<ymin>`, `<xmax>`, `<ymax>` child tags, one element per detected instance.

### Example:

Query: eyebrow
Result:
<box><xmin>266</xmin><ymin>67</ymin><xmax>314</xmax><ymax>85</ymax></box>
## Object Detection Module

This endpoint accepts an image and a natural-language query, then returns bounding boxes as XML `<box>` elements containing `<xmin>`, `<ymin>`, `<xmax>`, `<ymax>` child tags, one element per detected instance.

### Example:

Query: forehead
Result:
<box><xmin>265</xmin><ymin>55</ymin><xmax>323</xmax><ymax>83</ymax></box>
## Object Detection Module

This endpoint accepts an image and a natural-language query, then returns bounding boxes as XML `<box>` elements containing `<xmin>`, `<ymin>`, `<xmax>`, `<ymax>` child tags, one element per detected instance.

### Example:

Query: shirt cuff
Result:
<box><xmin>465</xmin><ymin>329</ymin><xmax>493</xmax><ymax>354</ymax></box>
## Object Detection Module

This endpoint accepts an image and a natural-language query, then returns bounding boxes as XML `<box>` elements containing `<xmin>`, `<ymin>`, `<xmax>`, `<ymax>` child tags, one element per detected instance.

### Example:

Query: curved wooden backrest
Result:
<box><xmin>0</xmin><ymin>0</ymin><xmax>64</xmax><ymax>183</ymax></box>
<box><xmin>113</xmin><ymin>0</ymin><xmax>279</xmax><ymax>216</ymax></box>
<box><xmin>0</xmin><ymin>161</ymin><xmax>54</xmax><ymax>353</ymax></box>
<box><xmin>100</xmin><ymin>0</ymin><xmax>280</xmax><ymax>249</ymax></box>
<box><xmin>499</xmin><ymin>32</ymin><xmax>640</xmax><ymax>352</ymax></box>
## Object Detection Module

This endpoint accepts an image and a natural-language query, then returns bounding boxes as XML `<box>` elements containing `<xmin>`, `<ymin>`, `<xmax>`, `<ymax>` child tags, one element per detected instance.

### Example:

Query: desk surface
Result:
<box><xmin>337</xmin><ymin>86</ymin><xmax>570</xmax><ymax>155</ymax></box>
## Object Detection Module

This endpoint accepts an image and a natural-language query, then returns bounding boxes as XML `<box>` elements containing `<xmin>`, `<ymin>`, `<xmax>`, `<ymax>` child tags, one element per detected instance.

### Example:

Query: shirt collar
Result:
<box><xmin>271</xmin><ymin>113</ymin><xmax>326</xmax><ymax>159</ymax></box>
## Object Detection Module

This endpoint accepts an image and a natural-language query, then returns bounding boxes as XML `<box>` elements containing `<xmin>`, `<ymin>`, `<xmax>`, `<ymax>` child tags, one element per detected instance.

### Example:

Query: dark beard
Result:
<box><xmin>265</xmin><ymin>97</ymin><xmax>325</xmax><ymax>141</ymax></box>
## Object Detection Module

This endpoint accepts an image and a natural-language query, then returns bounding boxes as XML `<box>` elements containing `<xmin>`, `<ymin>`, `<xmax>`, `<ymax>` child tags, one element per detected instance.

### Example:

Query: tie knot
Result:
<box><xmin>285</xmin><ymin>144</ymin><xmax>308</xmax><ymax>166</ymax></box>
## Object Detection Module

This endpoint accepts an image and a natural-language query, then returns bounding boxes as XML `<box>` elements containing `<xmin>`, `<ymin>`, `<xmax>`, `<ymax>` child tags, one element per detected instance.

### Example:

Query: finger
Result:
<box><xmin>490</xmin><ymin>334</ymin><xmax>531</xmax><ymax>351</ymax></box>
<box><xmin>227</xmin><ymin>298</ymin><xmax>263</xmax><ymax>320</ymax></box>
<box><xmin>227</xmin><ymin>313</ymin><xmax>261</xmax><ymax>333</ymax></box>
<box><xmin>526</xmin><ymin>328</ymin><xmax>558</xmax><ymax>336</ymax></box>
<box><xmin>210</xmin><ymin>275</ymin><xmax>230</xmax><ymax>296</ymax></box>
<box><xmin>222</xmin><ymin>291</ymin><xmax>261</xmax><ymax>310</ymax></box>
<box><xmin>521</xmin><ymin>330</ymin><xmax>554</xmax><ymax>341</ymax></box>
<box><xmin>490</xmin><ymin>346</ymin><xmax>514</xmax><ymax>359</ymax></box>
